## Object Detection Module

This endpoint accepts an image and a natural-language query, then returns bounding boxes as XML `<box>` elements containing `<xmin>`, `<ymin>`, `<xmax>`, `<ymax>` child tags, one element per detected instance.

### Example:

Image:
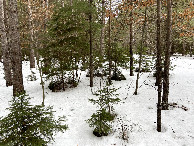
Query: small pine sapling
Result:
<box><xmin>91</xmin><ymin>87</ymin><xmax>120</xmax><ymax>115</ymax></box>
<box><xmin>0</xmin><ymin>92</ymin><xmax>68</xmax><ymax>145</ymax></box>
<box><xmin>87</xmin><ymin>86</ymin><xmax>120</xmax><ymax>137</ymax></box>
<box><xmin>87</xmin><ymin>108</ymin><xmax>113</xmax><ymax>137</ymax></box>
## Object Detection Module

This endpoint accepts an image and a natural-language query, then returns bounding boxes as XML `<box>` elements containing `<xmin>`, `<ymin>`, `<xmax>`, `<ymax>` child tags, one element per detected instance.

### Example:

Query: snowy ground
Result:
<box><xmin>0</xmin><ymin>55</ymin><xmax>194</xmax><ymax>146</ymax></box>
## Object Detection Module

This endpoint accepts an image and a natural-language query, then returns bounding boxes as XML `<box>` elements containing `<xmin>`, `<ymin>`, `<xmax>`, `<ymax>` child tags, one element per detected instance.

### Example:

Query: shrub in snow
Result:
<box><xmin>48</xmin><ymin>80</ymin><xmax>65</xmax><ymax>92</ymax></box>
<box><xmin>134</xmin><ymin>55</ymin><xmax>154</xmax><ymax>73</ymax></box>
<box><xmin>87</xmin><ymin>87</ymin><xmax>120</xmax><ymax>137</ymax></box>
<box><xmin>66</xmin><ymin>77</ymin><xmax>78</xmax><ymax>88</ymax></box>
<box><xmin>111</xmin><ymin>68</ymin><xmax>126</xmax><ymax>81</ymax></box>
<box><xmin>114</xmin><ymin>116</ymin><xmax>143</xmax><ymax>143</ymax></box>
<box><xmin>86</xmin><ymin>68</ymin><xmax>108</xmax><ymax>78</ymax></box>
<box><xmin>48</xmin><ymin>77</ymin><xmax>78</xmax><ymax>92</ymax></box>
<box><xmin>0</xmin><ymin>92</ymin><xmax>68</xmax><ymax>145</ymax></box>
<box><xmin>27</xmin><ymin>70</ymin><xmax>37</xmax><ymax>81</ymax></box>
<box><xmin>87</xmin><ymin>108</ymin><xmax>113</xmax><ymax>137</ymax></box>
<box><xmin>135</xmin><ymin>66</ymin><xmax>151</xmax><ymax>73</ymax></box>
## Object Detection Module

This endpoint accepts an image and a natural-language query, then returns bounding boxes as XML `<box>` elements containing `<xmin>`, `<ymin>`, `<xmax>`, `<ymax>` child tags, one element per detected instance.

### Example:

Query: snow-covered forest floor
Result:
<box><xmin>0</xmin><ymin>55</ymin><xmax>194</xmax><ymax>146</ymax></box>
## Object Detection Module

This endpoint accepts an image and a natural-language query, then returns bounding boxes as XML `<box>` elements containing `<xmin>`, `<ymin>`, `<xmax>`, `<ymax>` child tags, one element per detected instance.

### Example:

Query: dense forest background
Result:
<box><xmin>0</xmin><ymin>0</ymin><xmax>193</xmax><ymax>145</ymax></box>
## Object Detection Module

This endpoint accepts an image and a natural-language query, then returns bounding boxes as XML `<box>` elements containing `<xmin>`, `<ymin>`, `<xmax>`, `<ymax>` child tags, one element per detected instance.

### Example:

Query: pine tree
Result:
<box><xmin>87</xmin><ymin>86</ymin><xmax>120</xmax><ymax>137</ymax></box>
<box><xmin>40</xmin><ymin>0</ymin><xmax>90</xmax><ymax>87</ymax></box>
<box><xmin>0</xmin><ymin>92</ymin><xmax>67</xmax><ymax>145</ymax></box>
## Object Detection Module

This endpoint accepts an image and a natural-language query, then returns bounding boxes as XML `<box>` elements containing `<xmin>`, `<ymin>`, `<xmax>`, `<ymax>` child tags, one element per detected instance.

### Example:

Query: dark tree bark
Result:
<box><xmin>182</xmin><ymin>41</ymin><xmax>185</xmax><ymax>56</ymax></box>
<box><xmin>89</xmin><ymin>0</ymin><xmax>93</xmax><ymax>87</ymax></box>
<box><xmin>156</xmin><ymin>0</ymin><xmax>162</xmax><ymax>132</ymax></box>
<box><xmin>108</xmin><ymin>0</ymin><xmax>112</xmax><ymax>85</ymax></box>
<box><xmin>189</xmin><ymin>42</ymin><xmax>193</xmax><ymax>57</ymax></box>
<box><xmin>170</xmin><ymin>42</ymin><xmax>175</xmax><ymax>56</ymax></box>
<box><xmin>28</xmin><ymin>0</ymin><xmax>35</xmax><ymax>69</ymax></box>
<box><xmin>0</xmin><ymin>0</ymin><xmax>12</xmax><ymax>86</ymax></box>
<box><xmin>8</xmin><ymin>0</ymin><xmax>24</xmax><ymax>96</ymax></box>
<box><xmin>129</xmin><ymin>0</ymin><xmax>134</xmax><ymax>76</ymax></box>
<box><xmin>162</xmin><ymin>0</ymin><xmax>172</xmax><ymax>110</ymax></box>
<box><xmin>100</xmin><ymin>0</ymin><xmax>105</xmax><ymax>56</ymax></box>
<box><xmin>134</xmin><ymin>6</ymin><xmax>147</xmax><ymax>95</ymax></box>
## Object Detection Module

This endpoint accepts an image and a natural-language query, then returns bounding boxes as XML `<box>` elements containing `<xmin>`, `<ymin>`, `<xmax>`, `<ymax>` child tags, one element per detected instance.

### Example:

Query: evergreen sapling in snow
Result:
<box><xmin>0</xmin><ymin>92</ymin><xmax>68</xmax><ymax>145</ymax></box>
<box><xmin>87</xmin><ymin>87</ymin><xmax>120</xmax><ymax>137</ymax></box>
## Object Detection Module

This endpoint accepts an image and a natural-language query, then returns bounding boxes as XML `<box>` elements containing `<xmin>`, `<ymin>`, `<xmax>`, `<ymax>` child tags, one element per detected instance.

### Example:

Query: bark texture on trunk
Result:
<box><xmin>129</xmin><ymin>0</ymin><xmax>134</xmax><ymax>76</ymax></box>
<box><xmin>134</xmin><ymin>6</ymin><xmax>147</xmax><ymax>95</ymax></box>
<box><xmin>162</xmin><ymin>0</ymin><xmax>172</xmax><ymax>110</ymax></box>
<box><xmin>108</xmin><ymin>0</ymin><xmax>112</xmax><ymax>85</ymax></box>
<box><xmin>0</xmin><ymin>0</ymin><xmax>12</xmax><ymax>86</ymax></box>
<box><xmin>28</xmin><ymin>0</ymin><xmax>35</xmax><ymax>68</ymax></box>
<box><xmin>9</xmin><ymin>0</ymin><xmax>24</xmax><ymax>96</ymax></box>
<box><xmin>156</xmin><ymin>0</ymin><xmax>162</xmax><ymax>132</ymax></box>
<box><xmin>89</xmin><ymin>0</ymin><xmax>93</xmax><ymax>87</ymax></box>
<box><xmin>182</xmin><ymin>41</ymin><xmax>185</xmax><ymax>56</ymax></box>
<box><xmin>99</xmin><ymin>0</ymin><xmax>105</xmax><ymax>56</ymax></box>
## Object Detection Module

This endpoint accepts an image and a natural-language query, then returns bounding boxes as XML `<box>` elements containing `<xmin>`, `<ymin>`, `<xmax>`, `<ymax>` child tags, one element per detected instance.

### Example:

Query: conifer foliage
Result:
<box><xmin>87</xmin><ymin>87</ymin><xmax>120</xmax><ymax>137</ymax></box>
<box><xmin>0</xmin><ymin>92</ymin><xmax>67</xmax><ymax>145</ymax></box>
<box><xmin>40</xmin><ymin>0</ymin><xmax>90</xmax><ymax>84</ymax></box>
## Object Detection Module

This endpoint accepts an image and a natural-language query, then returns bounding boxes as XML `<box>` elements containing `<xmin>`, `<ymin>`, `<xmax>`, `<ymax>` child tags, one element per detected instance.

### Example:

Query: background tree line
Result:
<box><xmin>0</xmin><ymin>0</ymin><xmax>193</xmax><ymax>134</ymax></box>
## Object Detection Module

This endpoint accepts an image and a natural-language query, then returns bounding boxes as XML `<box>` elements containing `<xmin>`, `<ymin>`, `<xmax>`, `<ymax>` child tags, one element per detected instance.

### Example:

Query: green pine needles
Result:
<box><xmin>40</xmin><ymin>0</ymin><xmax>99</xmax><ymax>83</ymax></box>
<box><xmin>87</xmin><ymin>87</ymin><xmax>120</xmax><ymax>137</ymax></box>
<box><xmin>0</xmin><ymin>92</ymin><xmax>68</xmax><ymax>145</ymax></box>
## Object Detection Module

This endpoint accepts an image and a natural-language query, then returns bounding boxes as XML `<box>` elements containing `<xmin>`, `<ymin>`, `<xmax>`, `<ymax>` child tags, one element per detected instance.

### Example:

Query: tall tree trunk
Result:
<box><xmin>170</xmin><ymin>42</ymin><xmax>174</xmax><ymax>56</ymax></box>
<box><xmin>134</xmin><ymin>6</ymin><xmax>147</xmax><ymax>95</ymax></box>
<box><xmin>108</xmin><ymin>0</ymin><xmax>112</xmax><ymax>85</ymax></box>
<box><xmin>189</xmin><ymin>42</ymin><xmax>193</xmax><ymax>57</ymax></box>
<box><xmin>42</xmin><ymin>0</ymin><xmax>50</xmax><ymax>74</ymax></box>
<box><xmin>156</xmin><ymin>0</ymin><xmax>162</xmax><ymax>132</ymax></box>
<box><xmin>100</xmin><ymin>0</ymin><xmax>105</xmax><ymax>56</ymax></box>
<box><xmin>162</xmin><ymin>0</ymin><xmax>172</xmax><ymax>110</ymax></box>
<box><xmin>182</xmin><ymin>41</ymin><xmax>185</xmax><ymax>56</ymax></box>
<box><xmin>28</xmin><ymin>0</ymin><xmax>35</xmax><ymax>68</ymax></box>
<box><xmin>38</xmin><ymin>60</ymin><xmax>45</xmax><ymax>106</ymax></box>
<box><xmin>0</xmin><ymin>0</ymin><xmax>12</xmax><ymax>86</ymax></box>
<box><xmin>129</xmin><ymin>0</ymin><xmax>134</xmax><ymax>76</ymax></box>
<box><xmin>89</xmin><ymin>0</ymin><xmax>93</xmax><ymax>87</ymax></box>
<box><xmin>8</xmin><ymin>0</ymin><xmax>24</xmax><ymax>96</ymax></box>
